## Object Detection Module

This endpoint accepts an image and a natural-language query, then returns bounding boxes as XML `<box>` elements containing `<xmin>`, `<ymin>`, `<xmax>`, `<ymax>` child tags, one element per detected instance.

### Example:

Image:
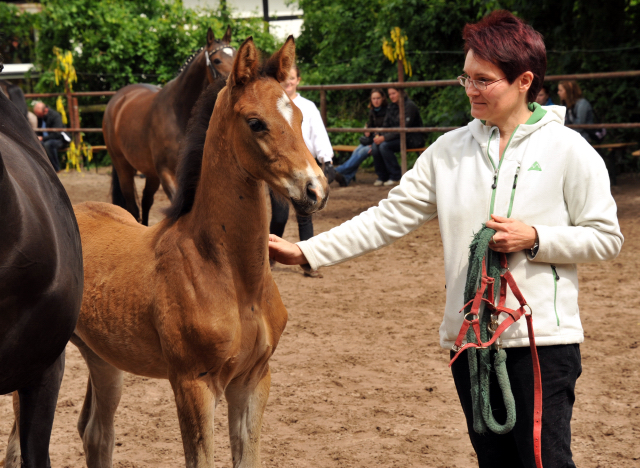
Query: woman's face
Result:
<box><xmin>281</xmin><ymin>68</ymin><xmax>301</xmax><ymax>98</ymax></box>
<box><xmin>463</xmin><ymin>50</ymin><xmax>528</xmax><ymax>125</ymax></box>
<box><xmin>387</xmin><ymin>88</ymin><xmax>400</xmax><ymax>103</ymax></box>
<box><xmin>557</xmin><ymin>85</ymin><xmax>567</xmax><ymax>103</ymax></box>
<box><xmin>535</xmin><ymin>88</ymin><xmax>549</xmax><ymax>105</ymax></box>
<box><xmin>370</xmin><ymin>91</ymin><xmax>383</xmax><ymax>107</ymax></box>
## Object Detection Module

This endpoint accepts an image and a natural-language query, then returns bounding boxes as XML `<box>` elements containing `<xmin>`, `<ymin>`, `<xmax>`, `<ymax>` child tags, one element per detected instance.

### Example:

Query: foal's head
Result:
<box><xmin>204</xmin><ymin>26</ymin><xmax>235</xmax><ymax>82</ymax></box>
<box><xmin>218</xmin><ymin>37</ymin><xmax>329</xmax><ymax>215</ymax></box>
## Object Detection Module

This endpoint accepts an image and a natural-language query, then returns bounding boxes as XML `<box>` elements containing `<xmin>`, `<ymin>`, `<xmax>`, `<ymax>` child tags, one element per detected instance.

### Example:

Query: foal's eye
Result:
<box><xmin>248</xmin><ymin>119</ymin><xmax>266</xmax><ymax>132</ymax></box>
<box><xmin>213</xmin><ymin>59</ymin><xmax>222</xmax><ymax>65</ymax></box>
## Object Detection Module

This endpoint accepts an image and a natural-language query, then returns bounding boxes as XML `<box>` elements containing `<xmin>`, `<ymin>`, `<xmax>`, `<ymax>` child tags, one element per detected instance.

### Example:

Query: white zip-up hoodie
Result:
<box><xmin>298</xmin><ymin>105</ymin><xmax>623</xmax><ymax>349</ymax></box>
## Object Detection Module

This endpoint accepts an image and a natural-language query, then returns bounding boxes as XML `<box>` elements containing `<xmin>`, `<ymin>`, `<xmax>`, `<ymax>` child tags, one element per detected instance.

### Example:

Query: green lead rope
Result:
<box><xmin>464</xmin><ymin>225</ymin><xmax>516</xmax><ymax>435</ymax></box>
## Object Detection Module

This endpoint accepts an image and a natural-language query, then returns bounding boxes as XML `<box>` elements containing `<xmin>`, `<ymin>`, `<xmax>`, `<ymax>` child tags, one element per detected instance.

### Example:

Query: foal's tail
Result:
<box><xmin>110</xmin><ymin>168</ymin><xmax>127</xmax><ymax>209</ymax></box>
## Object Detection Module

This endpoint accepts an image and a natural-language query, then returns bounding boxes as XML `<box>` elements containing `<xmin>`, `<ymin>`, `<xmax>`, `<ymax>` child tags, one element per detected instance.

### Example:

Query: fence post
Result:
<box><xmin>397</xmin><ymin>61</ymin><xmax>407</xmax><ymax>174</ymax></box>
<box><xmin>320</xmin><ymin>89</ymin><xmax>327</xmax><ymax>126</ymax></box>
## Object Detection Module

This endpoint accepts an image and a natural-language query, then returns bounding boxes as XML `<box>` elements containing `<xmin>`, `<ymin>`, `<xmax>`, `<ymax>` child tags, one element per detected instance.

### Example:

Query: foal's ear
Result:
<box><xmin>228</xmin><ymin>37</ymin><xmax>259</xmax><ymax>88</ymax></box>
<box><xmin>222</xmin><ymin>25</ymin><xmax>232</xmax><ymax>44</ymax></box>
<box><xmin>207</xmin><ymin>27</ymin><xmax>215</xmax><ymax>47</ymax></box>
<box><xmin>264</xmin><ymin>36</ymin><xmax>296</xmax><ymax>83</ymax></box>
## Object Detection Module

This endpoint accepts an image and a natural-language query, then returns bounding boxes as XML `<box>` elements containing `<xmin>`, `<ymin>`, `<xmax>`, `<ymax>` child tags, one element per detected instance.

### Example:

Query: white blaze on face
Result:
<box><xmin>222</xmin><ymin>47</ymin><xmax>234</xmax><ymax>57</ymax></box>
<box><xmin>277</xmin><ymin>92</ymin><xmax>293</xmax><ymax>128</ymax></box>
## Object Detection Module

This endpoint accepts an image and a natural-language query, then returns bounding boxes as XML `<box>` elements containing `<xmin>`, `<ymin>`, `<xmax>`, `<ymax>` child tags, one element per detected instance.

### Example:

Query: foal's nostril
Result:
<box><xmin>305</xmin><ymin>182</ymin><xmax>318</xmax><ymax>204</ymax></box>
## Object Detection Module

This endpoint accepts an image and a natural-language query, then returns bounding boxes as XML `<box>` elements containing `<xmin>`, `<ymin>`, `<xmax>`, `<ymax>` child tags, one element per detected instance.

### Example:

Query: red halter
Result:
<box><xmin>449</xmin><ymin>252</ymin><xmax>543</xmax><ymax>468</ymax></box>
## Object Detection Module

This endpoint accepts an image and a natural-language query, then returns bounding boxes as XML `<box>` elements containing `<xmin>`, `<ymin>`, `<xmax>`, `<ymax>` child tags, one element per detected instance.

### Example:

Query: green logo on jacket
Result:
<box><xmin>528</xmin><ymin>161</ymin><xmax>542</xmax><ymax>171</ymax></box>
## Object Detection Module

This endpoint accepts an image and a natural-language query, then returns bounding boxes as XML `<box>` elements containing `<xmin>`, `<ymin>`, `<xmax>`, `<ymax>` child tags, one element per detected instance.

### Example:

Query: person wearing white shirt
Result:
<box><xmin>269</xmin><ymin>65</ymin><xmax>334</xmax><ymax>277</ymax></box>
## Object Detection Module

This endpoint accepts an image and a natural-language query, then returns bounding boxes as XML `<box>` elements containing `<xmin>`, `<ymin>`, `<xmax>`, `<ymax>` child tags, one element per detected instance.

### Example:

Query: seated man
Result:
<box><xmin>371</xmin><ymin>88</ymin><xmax>425</xmax><ymax>186</ymax></box>
<box><xmin>33</xmin><ymin>101</ymin><xmax>66</xmax><ymax>172</ymax></box>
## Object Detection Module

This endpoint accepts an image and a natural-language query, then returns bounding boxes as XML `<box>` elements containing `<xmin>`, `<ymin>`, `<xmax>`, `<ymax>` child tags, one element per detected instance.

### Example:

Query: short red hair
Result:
<box><xmin>463</xmin><ymin>10</ymin><xmax>546</xmax><ymax>102</ymax></box>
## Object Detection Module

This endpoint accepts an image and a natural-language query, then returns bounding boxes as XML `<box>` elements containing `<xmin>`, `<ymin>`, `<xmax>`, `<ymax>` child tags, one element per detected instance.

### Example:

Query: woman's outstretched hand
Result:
<box><xmin>269</xmin><ymin>234</ymin><xmax>307</xmax><ymax>265</ymax></box>
<box><xmin>486</xmin><ymin>214</ymin><xmax>537</xmax><ymax>253</ymax></box>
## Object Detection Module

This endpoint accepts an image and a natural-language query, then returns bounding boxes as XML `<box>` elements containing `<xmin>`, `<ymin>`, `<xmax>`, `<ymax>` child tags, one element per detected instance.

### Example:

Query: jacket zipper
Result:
<box><xmin>506</xmin><ymin>165</ymin><xmax>521</xmax><ymax>218</ymax></box>
<box><xmin>550</xmin><ymin>265</ymin><xmax>560</xmax><ymax>326</ymax></box>
<box><xmin>488</xmin><ymin>126</ymin><xmax>519</xmax><ymax>216</ymax></box>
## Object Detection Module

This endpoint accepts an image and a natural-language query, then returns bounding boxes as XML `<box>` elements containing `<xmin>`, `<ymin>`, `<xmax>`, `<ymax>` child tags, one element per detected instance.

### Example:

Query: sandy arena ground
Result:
<box><xmin>1</xmin><ymin>167</ymin><xmax>639</xmax><ymax>467</ymax></box>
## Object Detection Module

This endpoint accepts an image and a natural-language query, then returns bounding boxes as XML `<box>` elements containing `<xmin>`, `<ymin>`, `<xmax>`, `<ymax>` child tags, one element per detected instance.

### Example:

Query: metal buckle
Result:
<box><xmin>464</xmin><ymin>312</ymin><xmax>479</xmax><ymax>322</ymax></box>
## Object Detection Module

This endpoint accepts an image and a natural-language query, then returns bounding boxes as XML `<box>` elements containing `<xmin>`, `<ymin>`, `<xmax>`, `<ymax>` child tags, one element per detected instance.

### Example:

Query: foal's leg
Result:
<box><xmin>140</xmin><ymin>174</ymin><xmax>160</xmax><ymax>226</ymax></box>
<box><xmin>71</xmin><ymin>335</ymin><xmax>123</xmax><ymax>468</ymax></box>
<box><xmin>225</xmin><ymin>366</ymin><xmax>271</xmax><ymax>468</ymax></box>
<box><xmin>170</xmin><ymin>374</ymin><xmax>217</xmax><ymax>468</ymax></box>
<box><xmin>5</xmin><ymin>350</ymin><xmax>66</xmax><ymax>468</ymax></box>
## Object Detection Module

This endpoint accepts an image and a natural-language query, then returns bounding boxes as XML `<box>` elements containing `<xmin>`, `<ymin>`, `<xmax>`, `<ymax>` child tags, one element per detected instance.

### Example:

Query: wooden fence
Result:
<box><xmin>24</xmin><ymin>70</ymin><xmax>640</xmax><ymax>172</ymax></box>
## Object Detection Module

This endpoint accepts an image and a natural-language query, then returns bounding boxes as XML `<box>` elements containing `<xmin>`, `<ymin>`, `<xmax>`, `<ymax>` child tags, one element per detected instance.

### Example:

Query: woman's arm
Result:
<box><xmin>269</xmin><ymin>235</ymin><xmax>306</xmax><ymax>265</ymax></box>
<box><xmin>290</xmin><ymin>148</ymin><xmax>439</xmax><ymax>270</ymax></box>
<box><xmin>531</xmin><ymin>138</ymin><xmax>623</xmax><ymax>264</ymax></box>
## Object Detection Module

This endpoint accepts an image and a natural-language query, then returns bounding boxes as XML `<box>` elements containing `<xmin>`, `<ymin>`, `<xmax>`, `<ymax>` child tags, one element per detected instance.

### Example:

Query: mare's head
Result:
<box><xmin>220</xmin><ymin>36</ymin><xmax>329</xmax><ymax>215</ymax></box>
<box><xmin>204</xmin><ymin>26</ymin><xmax>235</xmax><ymax>82</ymax></box>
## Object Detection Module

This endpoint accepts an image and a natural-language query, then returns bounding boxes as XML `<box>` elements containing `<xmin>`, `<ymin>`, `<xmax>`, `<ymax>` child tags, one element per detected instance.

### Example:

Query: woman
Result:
<box><xmin>269</xmin><ymin>65</ymin><xmax>334</xmax><ymax>278</ymax></box>
<box><xmin>535</xmin><ymin>83</ymin><xmax>554</xmax><ymax>106</ymax></box>
<box><xmin>372</xmin><ymin>87</ymin><xmax>425</xmax><ymax>186</ymax></box>
<box><xmin>270</xmin><ymin>10</ymin><xmax>622</xmax><ymax>467</ymax></box>
<box><xmin>558</xmin><ymin>80</ymin><xmax>594</xmax><ymax>141</ymax></box>
<box><xmin>335</xmin><ymin>89</ymin><xmax>388</xmax><ymax>187</ymax></box>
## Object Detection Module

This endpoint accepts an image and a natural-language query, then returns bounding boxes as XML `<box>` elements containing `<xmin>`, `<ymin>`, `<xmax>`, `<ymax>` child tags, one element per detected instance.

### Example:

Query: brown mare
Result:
<box><xmin>68</xmin><ymin>37</ymin><xmax>328</xmax><ymax>467</ymax></box>
<box><xmin>103</xmin><ymin>26</ymin><xmax>235</xmax><ymax>225</ymax></box>
<box><xmin>1</xmin><ymin>62</ymin><xmax>84</xmax><ymax>467</ymax></box>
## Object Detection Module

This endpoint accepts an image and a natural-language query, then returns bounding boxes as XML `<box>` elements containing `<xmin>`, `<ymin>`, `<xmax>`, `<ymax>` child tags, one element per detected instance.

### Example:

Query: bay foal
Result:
<box><xmin>70</xmin><ymin>37</ymin><xmax>327</xmax><ymax>467</ymax></box>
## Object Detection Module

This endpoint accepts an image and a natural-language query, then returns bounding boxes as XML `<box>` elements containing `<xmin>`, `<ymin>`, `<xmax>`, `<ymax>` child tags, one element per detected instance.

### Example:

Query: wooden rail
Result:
<box><xmin>24</xmin><ymin>69</ymin><xmax>640</xmax><ymax>171</ymax></box>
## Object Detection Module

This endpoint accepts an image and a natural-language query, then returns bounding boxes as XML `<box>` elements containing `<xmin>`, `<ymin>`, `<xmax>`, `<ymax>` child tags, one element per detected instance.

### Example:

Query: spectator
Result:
<box><xmin>269</xmin><ymin>10</ymin><xmax>622</xmax><ymax>467</ymax></box>
<box><xmin>33</xmin><ymin>101</ymin><xmax>66</xmax><ymax>171</ymax></box>
<box><xmin>558</xmin><ymin>80</ymin><xmax>594</xmax><ymax>141</ymax></box>
<box><xmin>535</xmin><ymin>83</ymin><xmax>553</xmax><ymax>105</ymax></box>
<box><xmin>269</xmin><ymin>65</ymin><xmax>334</xmax><ymax>278</ymax></box>
<box><xmin>334</xmin><ymin>89</ymin><xmax>388</xmax><ymax>187</ymax></box>
<box><xmin>371</xmin><ymin>87</ymin><xmax>424</xmax><ymax>186</ymax></box>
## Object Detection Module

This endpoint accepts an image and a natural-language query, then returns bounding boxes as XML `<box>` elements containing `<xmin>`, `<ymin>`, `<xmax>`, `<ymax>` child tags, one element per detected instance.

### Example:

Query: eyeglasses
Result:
<box><xmin>458</xmin><ymin>75</ymin><xmax>507</xmax><ymax>91</ymax></box>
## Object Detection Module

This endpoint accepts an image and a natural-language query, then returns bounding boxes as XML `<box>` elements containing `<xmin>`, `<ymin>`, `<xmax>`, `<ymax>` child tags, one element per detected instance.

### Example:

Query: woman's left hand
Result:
<box><xmin>486</xmin><ymin>214</ymin><xmax>537</xmax><ymax>253</ymax></box>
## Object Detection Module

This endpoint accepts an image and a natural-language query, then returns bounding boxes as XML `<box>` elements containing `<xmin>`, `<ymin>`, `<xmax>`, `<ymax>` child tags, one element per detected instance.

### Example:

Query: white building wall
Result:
<box><xmin>182</xmin><ymin>0</ymin><xmax>303</xmax><ymax>40</ymax></box>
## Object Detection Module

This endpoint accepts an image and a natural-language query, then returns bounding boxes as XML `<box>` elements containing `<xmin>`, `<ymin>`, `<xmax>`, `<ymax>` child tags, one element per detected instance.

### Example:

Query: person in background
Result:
<box><xmin>269</xmin><ymin>10</ymin><xmax>622</xmax><ymax>467</ymax></box>
<box><xmin>269</xmin><ymin>65</ymin><xmax>334</xmax><ymax>278</ymax></box>
<box><xmin>558</xmin><ymin>80</ymin><xmax>594</xmax><ymax>141</ymax></box>
<box><xmin>334</xmin><ymin>89</ymin><xmax>388</xmax><ymax>187</ymax></box>
<box><xmin>33</xmin><ymin>101</ymin><xmax>65</xmax><ymax>172</ymax></box>
<box><xmin>371</xmin><ymin>87</ymin><xmax>425</xmax><ymax>186</ymax></box>
<box><xmin>535</xmin><ymin>83</ymin><xmax>554</xmax><ymax>106</ymax></box>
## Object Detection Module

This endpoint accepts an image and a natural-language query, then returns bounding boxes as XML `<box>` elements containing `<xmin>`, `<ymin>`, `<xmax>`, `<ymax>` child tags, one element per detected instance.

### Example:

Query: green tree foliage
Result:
<box><xmin>0</xmin><ymin>3</ymin><xmax>37</xmax><ymax>64</ymax></box>
<box><xmin>31</xmin><ymin>0</ymin><xmax>278</xmax><ymax>92</ymax></box>
<box><xmin>296</xmin><ymin>0</ymin><xmax>640</xmax><ymax>160</ymax></box>
<box><xmin>1</xmin><ymin>0</ymin><xmax>279</xmax><ymax>165</ymax></box>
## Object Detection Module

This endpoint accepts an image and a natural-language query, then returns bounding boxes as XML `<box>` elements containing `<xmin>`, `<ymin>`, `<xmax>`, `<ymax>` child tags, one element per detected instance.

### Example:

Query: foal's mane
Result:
<box><xmin>164</xmin><ymin>80</ymin><xmax>225</xmax><ymax>221</ymax></box>
<box><xmin>165</xmin><ymin>59</ymin><xmax>284</xmax><ymax>222</ymax></box>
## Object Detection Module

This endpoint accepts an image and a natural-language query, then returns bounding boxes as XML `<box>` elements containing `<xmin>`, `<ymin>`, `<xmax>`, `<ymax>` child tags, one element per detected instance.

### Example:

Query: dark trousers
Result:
<box><xmin>372</xmin><ymin>139</ymin><xmax>402</xmax><ymax>182</ymax></box>
<box><xmin>269</xmin><ymin>189</ymin><xmax>313</xmax><ymax>241</ymax></box>
<box><xmin>450</xmin><ymin>344</ymin><xmax>581</xmax><ymax>468</ymax></box>
<box><xmin>42</xmin><ymin>139</ymin><xmax>64</xmax><ymax>172</ymax></box>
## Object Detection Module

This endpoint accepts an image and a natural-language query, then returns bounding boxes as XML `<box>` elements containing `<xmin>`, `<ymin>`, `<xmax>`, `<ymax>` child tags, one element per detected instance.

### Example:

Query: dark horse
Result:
<box><xmin>0</xmin><ymin>63</ymin><xmax>84</xmax><ymax>467</ymax></box>
<box><xmin>103</xmin><ymin>26</ymin><xmax>235</xmax><ymax>225</ymax></box>
<box><xmin>0</xmin><ymin>79</ymin><xmax>30</xmax><ymax>121</ymax></box>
